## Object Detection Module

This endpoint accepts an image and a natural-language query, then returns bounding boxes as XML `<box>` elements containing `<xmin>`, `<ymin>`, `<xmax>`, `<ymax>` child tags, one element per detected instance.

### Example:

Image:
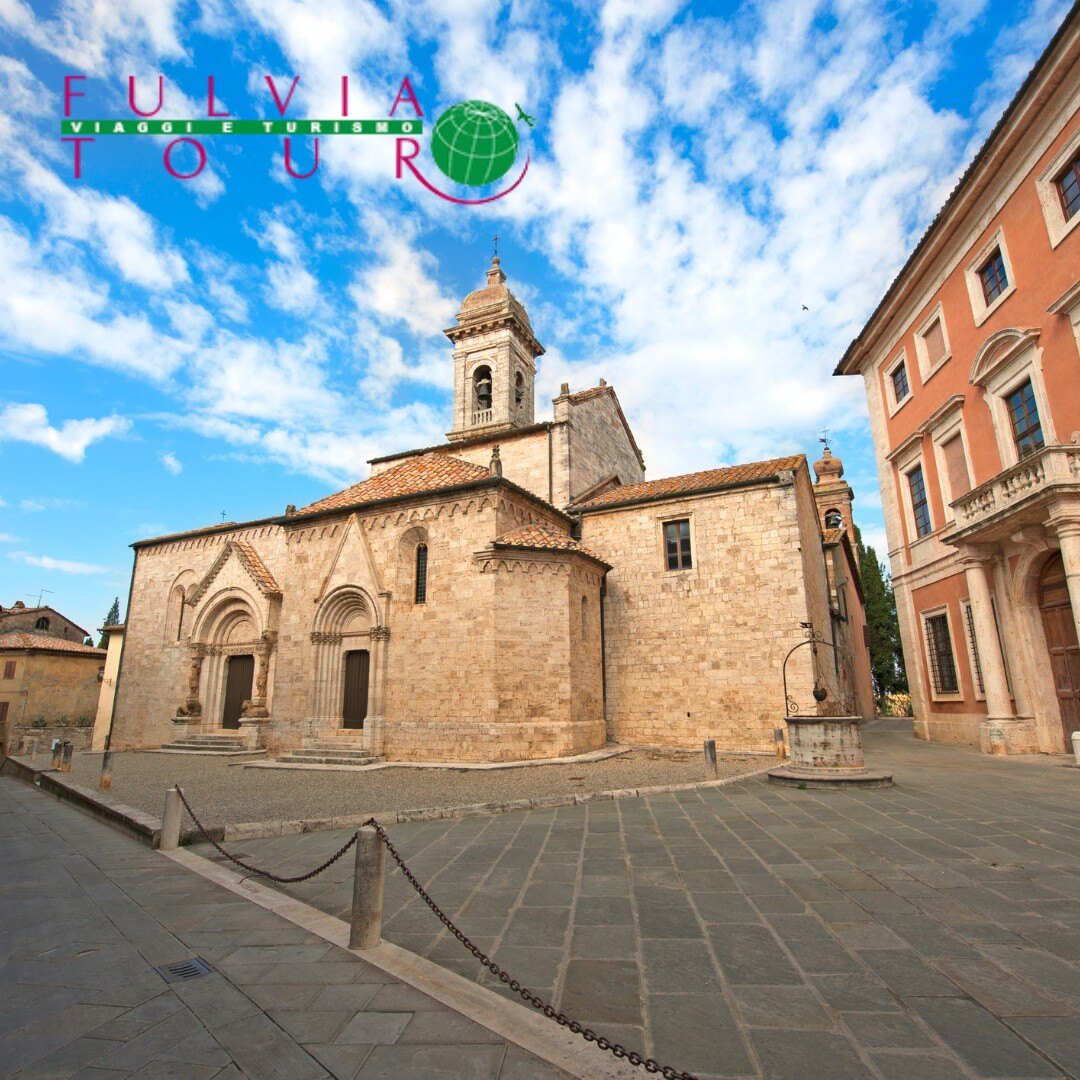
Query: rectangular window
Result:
<box><xmin>2</xmin><ymin>661</ymin><xmax>15</xmax><ymax>679</ymax></box>
<box><xmin>908</xmin><ymin>466</ymin><xmax>932</xmax><ymax>538</ymax></box>
<box><xmin>1007</xmin><ymin>380</ymin><xmax>1045</xmax><ymax>459</ymax></box>
<box><xmin>0</xmin><ymin>701</ymin><xmax>7</xmax><ymax>725</ymax></box>
<box><xmin>663</xmin><ymin>519</ymin><xmax>692</xmax><ymax>570</ymax></box>
<box><xmin>891</xmin><ymin>361</ymin><xmax>910</xmax><ymax>403</ymax></box>
<box><xmin>979</xmin><ymin>248</ymin><xmax>1009</xmax><ymax>305</ymax></box>
<box><xmin>924</xmin><ymin>613</ymin><xmax>959</xmax><ymax>695</ymax></box>
<box><xmin>922</xmin><ymin>317</ymin><xmax>947</xmax><ymax>367</ymax></box>
<box><xmin>962</xmin><ymin>601</ymin><xmax>984</xmax><ymax>696</ymax></box>
<box><xmin>1058</xmin><ymin>151</ymin><xmax>1080</xmax><ymax>221</ymax></box>
<box><xmin>941</xmin><ymin>434</ymin><xmax>972</xmax><ymax>500</ymax></box>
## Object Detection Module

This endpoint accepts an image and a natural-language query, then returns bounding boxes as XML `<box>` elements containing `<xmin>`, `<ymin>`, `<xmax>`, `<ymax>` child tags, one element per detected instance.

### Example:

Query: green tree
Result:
<box><xmin>854</xmin><ymin>526</ymin><xmax>907</xmax><ymax>701</ymax></box>
<box><xmin>98</xmin><ymin>597</ymin><xmax>121</xmax><ymax>648</ymax></box>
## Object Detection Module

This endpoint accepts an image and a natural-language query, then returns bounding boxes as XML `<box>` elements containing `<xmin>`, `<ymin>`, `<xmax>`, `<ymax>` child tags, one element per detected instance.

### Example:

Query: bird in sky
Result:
<box><xmin>515</xmin><ymin>103</ymin><xmax>536</xmax><ymax>127</ymax></box>
<box><xmin>801</xmin><ymin>304</ymin><xmax>809</xmax><ymax>311</ymax></box>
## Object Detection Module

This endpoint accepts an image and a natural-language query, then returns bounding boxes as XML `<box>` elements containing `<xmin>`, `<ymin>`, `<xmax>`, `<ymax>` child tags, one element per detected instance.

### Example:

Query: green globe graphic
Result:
<box><xmin>431</xmin><ymin>101</ymin><xmax>519</xmax><ymax>187</ymax></box>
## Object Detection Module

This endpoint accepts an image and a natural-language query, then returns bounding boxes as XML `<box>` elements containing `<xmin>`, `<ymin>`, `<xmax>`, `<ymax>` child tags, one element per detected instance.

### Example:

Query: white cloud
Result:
<box><xmin>0</xmin><ymin>403</ymin><xmax>130</xmax><ymax>463</ymax></box>
<box><xmin>162</xmin><ymin>452</ymin><xmax>183</xmax><ymax>475</ymax></box>
<box><xmin>20</xmin><ymin>498</ymin><xmax>84</xmax><ymax>512</ymax></box>
<box><xmin>0</xmin><ymin>532</ymin><xmax>19</xmax><ymax>542</ymax></box>
<box><xmin>9</xmin><ymin>551</ymin><xmax>107</xmax><ymax>575</ymax></box>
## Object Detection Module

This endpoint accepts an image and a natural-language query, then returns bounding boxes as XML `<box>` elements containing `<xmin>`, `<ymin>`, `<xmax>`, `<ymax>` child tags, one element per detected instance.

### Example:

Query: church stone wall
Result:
<box><xmin>566</xmin><ymin>393</ymin><xmax>645</xmax><ymax>502</ymax></box>
<box><xmin>580</xmin><ymin>479</ymin><xmax>817</xmax><ymax>751</ymax></box>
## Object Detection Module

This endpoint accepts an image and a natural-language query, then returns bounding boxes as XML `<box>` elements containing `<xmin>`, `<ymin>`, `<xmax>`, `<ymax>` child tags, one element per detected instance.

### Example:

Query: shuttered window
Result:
<box><xmin>0</xmin><ymin>701</ymin><xmax>7</xmax><ymax>724</ymax></box>
<box><xmin>924</xmin><ymin>613</ymin><xmax>959</xmax><ymax>695</ymax></box>
<box><xmin>942</xmin><ymin>435</ymin><xmax>971</xmax><ymax>500</ymax></box>
<box><xmin>922</xmin><ymin>318</ymin><xmax>947</xmax><ymax>366</ymax></box>
<box><xmin>2</xmin><ymin>661</ymin><xmax>15</xmax><ymax>679</ymax></box>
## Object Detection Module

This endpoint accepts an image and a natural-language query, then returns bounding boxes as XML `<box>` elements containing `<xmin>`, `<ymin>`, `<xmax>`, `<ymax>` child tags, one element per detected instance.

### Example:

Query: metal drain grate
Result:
<box><xmin>156</xmin><ymin>956</ymin><xmax>214</xmax><ymax>983</ymax></box>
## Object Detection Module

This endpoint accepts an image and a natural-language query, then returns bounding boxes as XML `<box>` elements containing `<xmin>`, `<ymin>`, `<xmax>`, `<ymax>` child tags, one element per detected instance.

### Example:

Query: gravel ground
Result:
<box><xmin>64</xmin><ymin>748</ymin><xmax>768</xmax><ymax>826</ymax></box>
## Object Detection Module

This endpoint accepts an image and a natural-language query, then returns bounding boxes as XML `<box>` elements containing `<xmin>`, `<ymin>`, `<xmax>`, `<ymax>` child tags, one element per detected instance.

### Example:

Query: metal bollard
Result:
<box><xmin>159</xmin><ymin>787</ymin><xmax>182</xmax><ymax>851</ymax></box>
<box><xmin>59</xmin><ymin>742</ymin><xmax>73</xmax><ymax>772</ymax></box>
<box><xmin>703</xmin><ymin>738</ymin><xmax>718</xmax><ymax>780</ymax></box>
<box><xmin>349</xmin><ymin>825</ymin><xmax>385</xmax><ymax>950</ymax></box>
<box><xmin>51</xmin><ymin>739</ymin><xmax>63</xmax><ymax>768</ymax></box>
<box><xmin>99</xmin><ymin>750</ymin><xmax>114</xmax><ymax>790</ymax></box>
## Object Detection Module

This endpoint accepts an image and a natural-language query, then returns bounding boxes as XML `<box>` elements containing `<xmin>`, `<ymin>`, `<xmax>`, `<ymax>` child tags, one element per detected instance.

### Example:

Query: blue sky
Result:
<box><xmin>0</xmin><ymin>0</ymin><xmax>1071</xmax><ymax>637</ymax></box>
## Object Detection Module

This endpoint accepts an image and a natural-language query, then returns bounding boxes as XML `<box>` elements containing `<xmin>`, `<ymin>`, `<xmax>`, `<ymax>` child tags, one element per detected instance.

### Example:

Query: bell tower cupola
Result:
<box><xmin>445</xmin><ymin>255</ymin><xmax>545</xmax><ymax>442</ymax></box>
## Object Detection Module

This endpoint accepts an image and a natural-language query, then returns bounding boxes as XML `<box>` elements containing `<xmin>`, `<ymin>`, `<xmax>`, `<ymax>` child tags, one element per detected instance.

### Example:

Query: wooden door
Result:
<box><xmin>221</xmin><ymin>654</ymin><xmax>254</xmax><ymax>730</ymax></box>
<box><xmin>342</xmin><ymin>650</ymin><xmax>370</xmax><ymax>729</ymax></box>
<box><xmin>1039</xmin><ymin>553</ymin><xmax>1080</xmax><ymax>746</ymax></box>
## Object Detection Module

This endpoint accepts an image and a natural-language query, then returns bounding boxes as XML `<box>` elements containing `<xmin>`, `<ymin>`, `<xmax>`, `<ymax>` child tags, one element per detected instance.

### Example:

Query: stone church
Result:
<box><xmin>110</xmin><ymin>257</ymin><xmax>874</xmax><ymax>763</ymax></box>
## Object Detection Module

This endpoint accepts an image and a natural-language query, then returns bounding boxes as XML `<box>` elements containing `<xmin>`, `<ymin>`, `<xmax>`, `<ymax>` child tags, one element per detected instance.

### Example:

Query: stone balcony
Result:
<box><xmin>949</xmin><ymin>444</ymin><xmax>1080</xmax><ymax>543</ymax></box>
<box><xmin>472</xmin><ymin>408</ymin><xmax>494</xmax><ymax>425</ymax></box>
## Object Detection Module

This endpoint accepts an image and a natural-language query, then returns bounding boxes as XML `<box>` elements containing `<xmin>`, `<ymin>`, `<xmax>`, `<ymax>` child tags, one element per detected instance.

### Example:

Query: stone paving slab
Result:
<box><xmin>0</xmin><ymin>777</ymin><xmax>570</xmax><ymax>1079</ymax></box>
<box><xmin>223</xmin><ymin>722</ymin><xmax>1080</xmax><ymax>1079</ymax></box>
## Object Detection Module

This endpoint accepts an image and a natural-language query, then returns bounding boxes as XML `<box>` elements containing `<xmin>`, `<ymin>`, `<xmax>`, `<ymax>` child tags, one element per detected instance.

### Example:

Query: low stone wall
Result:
<box><xmin>5</xmin><ymin>724</ymin><xmax>94</xmax><ymax>755</ymax></box>
<box><xmin>377</xmin><ymin>718</ymin><xmax>606</xmax><ymax>762</ymax></box>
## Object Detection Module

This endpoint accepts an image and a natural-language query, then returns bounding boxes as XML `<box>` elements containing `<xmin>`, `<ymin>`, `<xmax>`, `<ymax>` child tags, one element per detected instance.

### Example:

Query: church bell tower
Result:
<box><xmin>445</xmin><ymin>255</ymin><xmax>545</xmax><ymax>442</ymax></box>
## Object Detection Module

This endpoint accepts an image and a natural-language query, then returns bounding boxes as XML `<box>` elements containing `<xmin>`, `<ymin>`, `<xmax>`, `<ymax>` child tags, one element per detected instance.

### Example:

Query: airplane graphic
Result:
<box><xmin>515</xmin><ymin>103</ymin><xmax>536</xmax><ymax>127</ymax></box>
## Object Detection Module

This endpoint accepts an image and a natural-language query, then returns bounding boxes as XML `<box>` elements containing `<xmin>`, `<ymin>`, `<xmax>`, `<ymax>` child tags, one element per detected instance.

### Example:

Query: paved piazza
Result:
<box><xmin>216</xmin><ymin>721</ymin><xmax>1080</xmax><ymax>1079</ymax></box>
<box><xmin>0</xmin><ymin>778</ymin><xmax>563</xmax><ymax>1079</ymax></box>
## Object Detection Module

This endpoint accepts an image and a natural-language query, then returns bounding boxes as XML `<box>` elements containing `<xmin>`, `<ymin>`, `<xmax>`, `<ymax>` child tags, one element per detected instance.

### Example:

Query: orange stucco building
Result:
<box><xmin>836</xmin><ymin>7</ymin><xmax>1080</xmax><ymax>754</ymax></box>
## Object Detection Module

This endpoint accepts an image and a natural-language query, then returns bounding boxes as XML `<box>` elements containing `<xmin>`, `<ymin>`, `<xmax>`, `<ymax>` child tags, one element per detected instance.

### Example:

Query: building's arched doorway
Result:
<box><xmin>1039</xmin><ymin>552</ymin><xmax>1080</xmax><ymax>748</ymax></box>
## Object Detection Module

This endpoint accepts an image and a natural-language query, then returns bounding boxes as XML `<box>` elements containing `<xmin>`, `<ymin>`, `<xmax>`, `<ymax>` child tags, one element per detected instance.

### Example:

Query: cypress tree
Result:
<box><xmin>854</xmin><ymin>526</ymin><xmax>907</xmax><ymax>702</ymax></box>
<box><xmin>98</xmin><ymin>597</ymin><xmax>121</xmax><ymax>648</ymax></box>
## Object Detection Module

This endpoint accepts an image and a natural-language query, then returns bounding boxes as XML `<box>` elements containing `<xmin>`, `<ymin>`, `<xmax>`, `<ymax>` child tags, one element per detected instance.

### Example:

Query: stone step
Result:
<box><xmin>161</xmin><ymin>738</ymin><xmax>247</xmax><ymax>752</ymax></box>
<box><xmin>274</xmin><ymin>752</ymin><xmax>382</xmax><ymax>767</ymax></box>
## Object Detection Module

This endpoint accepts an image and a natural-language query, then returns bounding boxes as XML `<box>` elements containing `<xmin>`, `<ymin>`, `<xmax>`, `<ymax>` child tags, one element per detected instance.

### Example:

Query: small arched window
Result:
<box><xmin>415</xmin><ymin>544</ymin><xmax>428</xmax><ymax>605</ymax></box>
<box><xmin>581</xmin><ymin>596</ymin><xmax>589</xmax><ymax>637</ymax></box>
<box><xmin>35</xmin><ymin>616</ymin><xmax>50</xmax><ymax>630</ymax></box>
<box><xmin>824</xmin><ymin>509</ymin><xmax>843</xmax><ymax>530</ymax></box>
<box><xmin>515</xmin><ymin>371</ymin><xmax>525</xmax><ymax>408</ymax></box>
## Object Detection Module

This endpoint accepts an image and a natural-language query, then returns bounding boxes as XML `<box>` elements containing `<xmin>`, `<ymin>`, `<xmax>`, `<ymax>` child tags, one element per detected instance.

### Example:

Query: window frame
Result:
<box><xmin>3</xmin><ymin>660</ymin><xmax>16</xmax><ymax>680</ymax></box>
<box><xmin>912</xmin><ymin>303</ymin><xmax>952</xmax><ymax>383</ymax></box>
<box><xmin>907</xmin><ymin>464</ymin><xmax>933</xmax><ymax>540</ymax></box>
<box><xmin>883</xmin><ymin>350</ymin><xmax>912</xmax><ymax>416</ymax></box>
<box><xmin>662</xmin><ymin>517</ymin><xmax>693</xmax><ymax>572</ymax></box>
<box><xmin>1005</xmin><ymin>378</ymin><xmax>1046</xmax><ymax>460</ymax></box>
<box><xmin>1036</xmin><ymin>126</ymin><xmax>1080</xmax><ymax>249</ymax></box>
<box><xmin>975</xmin><ymin>335</ymin><xmax>1057</xmax><ymax>470</ymax></box>
<box><xmin>964</xmin><ymin>229</ymin><xmax>1016</xmax><ymax>326</ymax></box>
<box><xmin>921</xmin><ymin>607</ymin><xmax>963</xmax><ymax>701</ymax></box>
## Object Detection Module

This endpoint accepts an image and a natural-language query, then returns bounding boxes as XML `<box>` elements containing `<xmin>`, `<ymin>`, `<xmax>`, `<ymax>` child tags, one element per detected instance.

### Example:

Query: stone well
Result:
<box><xmin>768</xmin><ymin>715</ymin><xmax>892</xmax><ymax>788</ymax></box>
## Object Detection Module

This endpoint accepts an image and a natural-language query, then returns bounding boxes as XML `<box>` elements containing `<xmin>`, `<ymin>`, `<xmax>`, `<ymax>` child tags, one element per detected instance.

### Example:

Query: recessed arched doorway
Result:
<box><xmin>1038</xmin><ymin>552</ymin><xmax>1080</xmax><ymax>748</ymax></box>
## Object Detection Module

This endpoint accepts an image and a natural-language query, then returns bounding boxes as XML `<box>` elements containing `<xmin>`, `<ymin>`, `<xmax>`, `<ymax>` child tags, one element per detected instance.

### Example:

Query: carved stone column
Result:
<box><xmin>959</xmin><ymin>548</ymin><xmax>1016</xmax><ymax>751</ymax></box>
<box><xmin>1051</xmin><ymin>514</ymin><xmax>1080</xmax><ymax>649</ymax></box>
<box><xmin>243</xmin><ymin>630</ymin><xmax>277</xmax><ymax>719</ymax></box>
<box><xmin>176</xmin><ymin>644</ymin><xmax>206</xmax><ymax>719</ymax></box>
<box><xmin>366</xmin><ymin>625</ymin><xmax>391</xmax><ymax>756</ymax></box>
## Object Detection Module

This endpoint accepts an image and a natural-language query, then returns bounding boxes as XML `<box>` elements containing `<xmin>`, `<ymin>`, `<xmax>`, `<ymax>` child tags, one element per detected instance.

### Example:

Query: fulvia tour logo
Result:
<box><xmin>58</xmin><ymin>75</ymin><xmax>532</xmax><ymax>203</ymax></box>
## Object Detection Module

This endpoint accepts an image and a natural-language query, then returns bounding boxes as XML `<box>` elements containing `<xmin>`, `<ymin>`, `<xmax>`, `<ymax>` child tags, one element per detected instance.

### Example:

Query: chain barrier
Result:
<box><xmin>362</xmin><ymin>817</ymin><xmax>699</xmax><ymax>1080</ymax></box>
<box><xmin>174</xmin><ymin>786</ymin><xmax>357</xmax><ymax>884</ymax></box>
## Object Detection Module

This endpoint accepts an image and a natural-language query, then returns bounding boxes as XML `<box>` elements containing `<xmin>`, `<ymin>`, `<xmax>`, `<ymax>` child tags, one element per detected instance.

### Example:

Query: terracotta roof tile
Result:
<box><xmin>301</xmin><ymin>454</ymin><xmax>493</xmax><ymax>514</ymax></box>
<box><xmin>575</xmin><ymin>455</ymin><xmax>804</xmax><ymax>511</ymax></box>
<box><xmin>0</xmin><ymin>631</ymin><xmax>106</xmax><ymax>656</ymax></box>
<box><xmin>493</xmin><ymin>524</ymin><xmax>607</xmax><ymax>563</ymax></box>
<box><xmin>232</xmin><ymin>540</ymin><xmax>282</xmax><ymax>596</ymax></box>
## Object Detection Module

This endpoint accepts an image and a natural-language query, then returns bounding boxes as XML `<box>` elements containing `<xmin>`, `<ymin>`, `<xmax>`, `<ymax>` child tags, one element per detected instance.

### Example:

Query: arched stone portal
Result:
<box><xmin>307</xmin><ymin>586</ymin><xmax>389</xmax><ymax>749</ymax></box>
